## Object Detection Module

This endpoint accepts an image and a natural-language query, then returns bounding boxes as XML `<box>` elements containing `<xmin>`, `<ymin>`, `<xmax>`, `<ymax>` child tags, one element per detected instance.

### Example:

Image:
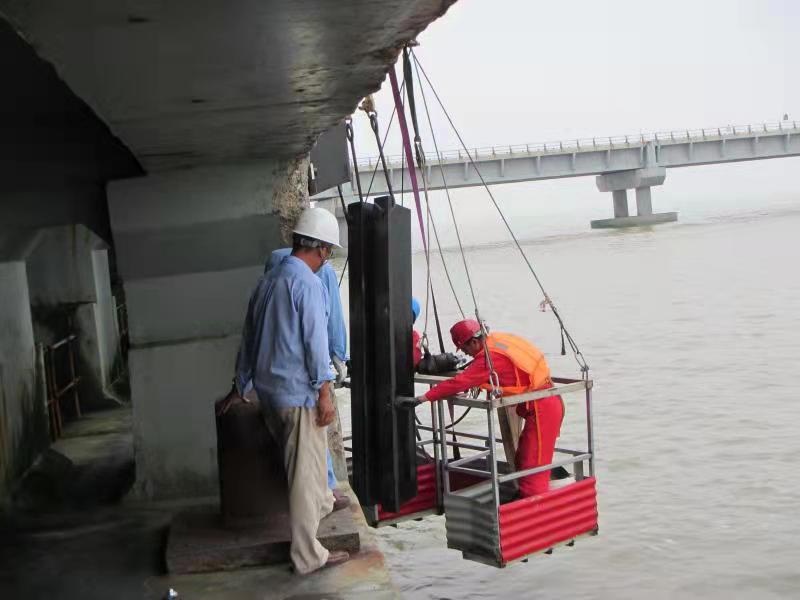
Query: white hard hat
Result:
<box><xmin>293</xmin><ymin>207</ymin><xmax>341</xmax><ymax>248</ymax></box>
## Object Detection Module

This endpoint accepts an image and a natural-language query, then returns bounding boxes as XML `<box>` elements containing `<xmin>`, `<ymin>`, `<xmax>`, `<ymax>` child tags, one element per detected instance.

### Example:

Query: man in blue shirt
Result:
<box><xmin>264</xmin><ymin>247</ymin><xmax>348</xmax><ymax>502</ymax></box>
<box><xmin>265</xmin><ymin>250</ymin><xmax>347</xmax><ymax>377</ymax></box>
<box><xmin>221</xmin><ymin>207</ymin><xmax>349</xmax><ymax>573</ymax></box>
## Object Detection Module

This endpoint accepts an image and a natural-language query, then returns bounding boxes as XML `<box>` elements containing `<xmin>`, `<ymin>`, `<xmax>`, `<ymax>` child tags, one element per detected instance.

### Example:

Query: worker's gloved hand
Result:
<box><xmin>417</xmin><ymin>351</ymin><xmax>460</xmax><ymax>375</ymax></box>
<box><xmin>394</xmin><ymin>395</ymin><xmax>426</xmax><ymax>408</ymax></box>
<box><xmin>332</xmin><ymin>355</ymin><xmax>347</xmax><ymax>388</ymax></box>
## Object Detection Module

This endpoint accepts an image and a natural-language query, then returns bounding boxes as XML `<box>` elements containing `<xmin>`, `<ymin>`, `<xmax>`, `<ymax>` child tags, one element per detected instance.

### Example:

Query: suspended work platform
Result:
<box><xmin>436</xmin><ymin>376</ymin><xmax>598</xmax><ymax>567</ymax></box>
<box><xmin>349</xmin><ymin>375</ymin><xmax>599</xmax><ymax>567</ymax></box>
<box><xmin>343</xmin><ymin>46</ymin><xmax>599</xmax><ymax>568</ymax></box>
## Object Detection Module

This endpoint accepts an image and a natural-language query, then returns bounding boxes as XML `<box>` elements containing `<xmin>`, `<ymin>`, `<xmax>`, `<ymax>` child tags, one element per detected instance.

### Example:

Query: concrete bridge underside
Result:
<box><xmin>0</xmin><ymin>0</ymin><xmax>457</xmax><ymax>501</ymax></box>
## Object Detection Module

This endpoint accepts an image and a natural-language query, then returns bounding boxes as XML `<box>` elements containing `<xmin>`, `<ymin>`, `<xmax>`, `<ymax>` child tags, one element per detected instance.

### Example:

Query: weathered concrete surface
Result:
<box><xmin>108</xmin><ymin>161</ymin><xmax>298</xmax><ymax>500</ymax></box>
<box><xmin>151</xmin><ymin>485</ymin><xmax>397</xmax><ymax>600</ymax></box>
<box><xmin>0</xmin><ymin>18</ymin><xmax>141</xmax><ymax>187</ymax></box>
<box><xmin>126</xmin><ymin>335</ymin><xmax>239</xmax><ymax>500</ymax></box>
<box><xmin>0</xmin><ymin>1</ymin><xmax>457</xmax><ymax>172</ymax></box>
<box><xmin>166</xmin><ymin>503</ymin><xmax>361</xmax><ymax>574</ymax></box>
<box><xmin>273</xmin><ymin>154</ymin><xmax>311</xmax><ymax>245</ymax></box>
<box><xmin>10</xmin><ymin>406</ymin><xmax>134</xmax><ymax>512</ymax></box>
<box><xmin>0</xmin><ymin>225</ymin><xmax>122</xmax><ymax>412</ymax></box>
<box><xmin>0</xmin><ymin>485</ymin><xmax>398</xmax><ymax>600</ymax></box>
<box><xmin>0</xmin><ymin>262</ymin><xmax>45</xmax><ymax>506</ymax></box>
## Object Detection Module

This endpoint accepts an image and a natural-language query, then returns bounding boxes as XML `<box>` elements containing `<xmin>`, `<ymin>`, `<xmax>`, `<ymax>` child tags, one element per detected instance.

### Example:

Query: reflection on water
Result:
<box><xmin>337</xmin><ymin>205</ymin><xmax>800</xmax><ymax>599</ymax></box>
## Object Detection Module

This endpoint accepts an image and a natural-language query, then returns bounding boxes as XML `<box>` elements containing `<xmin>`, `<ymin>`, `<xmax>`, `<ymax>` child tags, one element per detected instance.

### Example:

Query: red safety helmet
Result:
<box><xmin>450</xmin><ymin>319</ymin><xmax>482</xmax><ymax>350</ymax></box>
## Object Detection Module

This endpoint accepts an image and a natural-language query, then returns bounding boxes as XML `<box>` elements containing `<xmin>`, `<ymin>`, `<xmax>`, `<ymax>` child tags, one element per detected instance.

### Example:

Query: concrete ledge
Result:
<box><xmin>590</xmin><ymin>212</ymin><xmax>678</xmax><ymax>229</ymax></box>
<box><xmin>166</xmin><ymin>503</ymin><xmax>361</xmax><ymax>574</ymax></box>
<box><xmin>150</xmin><ymin>484</ymin><xmax>398</xmax><ymax>599</ymax></box>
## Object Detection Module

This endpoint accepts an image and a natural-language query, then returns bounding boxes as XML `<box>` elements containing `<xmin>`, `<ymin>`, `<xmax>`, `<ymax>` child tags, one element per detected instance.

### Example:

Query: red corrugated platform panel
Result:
<box><xmin>377</xmin><ymin>463</ymin><xmax>483</xmax><ymax>521</ymax></box>
<box><xmin>378</xmin><ymin>463</ymin><xmax>437</xmax><ymax>520</ymax></box>
<box><xmin>499</xmin><ymin>476</ymin><xmax>598</xmax><ymax>562</ymax></box>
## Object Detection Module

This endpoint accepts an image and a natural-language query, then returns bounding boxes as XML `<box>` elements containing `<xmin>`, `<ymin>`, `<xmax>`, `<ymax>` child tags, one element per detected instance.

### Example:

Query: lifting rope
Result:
<box><xmin>337</xmin><ymin>84</ymin><xmax>405</xmax><ymax>289</ymax></box>
<box><xmin>388</xmin><ymin>66</ymin><xmax>448</xmax><ymax>355</ymax></box>
<box><xmin>393</xmin><ymin>53</ymin><xmax>466</xmax><ymax>455</ymax></box>
<box><xmin>410</xmin><ymin>48</ymin><xmax>589</xmax><ymax>379</ymax></box>
<box><xmin>402</xmin><ymin>48</ymin><xmax>466</xmax><ymax>321</ymax></box>
<box><xmin>411</xmin><ymin>55</ymin><xmax>472</xmax><ymax>319</ymax></box>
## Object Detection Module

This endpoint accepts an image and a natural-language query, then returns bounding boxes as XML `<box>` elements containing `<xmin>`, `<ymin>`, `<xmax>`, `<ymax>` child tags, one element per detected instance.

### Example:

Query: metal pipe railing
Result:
<box><xmin>356</xmin><ymin>119</ymin><xmax>799</xmax><ymax>169</ymax></box>
<box><xmin>44</xmin><ymin>333</ymin><xmax>82</xmax><ymax>440</ymax></box>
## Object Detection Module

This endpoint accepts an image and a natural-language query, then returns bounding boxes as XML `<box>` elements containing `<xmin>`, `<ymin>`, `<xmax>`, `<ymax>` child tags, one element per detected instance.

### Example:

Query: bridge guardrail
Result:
<box><xmin>356</xmin><ymin>120</ymin><xmax>799</xmax><ymax>169</ymax></box>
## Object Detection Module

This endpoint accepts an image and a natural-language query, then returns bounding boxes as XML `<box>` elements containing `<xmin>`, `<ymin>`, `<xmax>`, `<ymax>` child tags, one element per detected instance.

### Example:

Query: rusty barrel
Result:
<box><xmin>215</xmin><ymin>399</ymin><xmax>288</xmax><ymax>528</ymax></box>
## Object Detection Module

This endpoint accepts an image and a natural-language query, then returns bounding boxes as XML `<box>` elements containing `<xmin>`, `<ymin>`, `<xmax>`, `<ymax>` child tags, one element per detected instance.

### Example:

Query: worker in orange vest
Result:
<box><xmin>417</xmin><ymin>319</ymin><xmax>563</xmax><ymax>497</ymax></box>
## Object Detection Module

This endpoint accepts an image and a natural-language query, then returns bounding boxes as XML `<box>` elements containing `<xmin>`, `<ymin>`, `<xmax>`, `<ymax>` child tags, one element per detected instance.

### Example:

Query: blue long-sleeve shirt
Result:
<box><xmin>236</xmin><ymin>256</ymin><xmax>334</xmax><ymax>409</ymax></box>
<box><xmin>266</xmin><ymin>248</ymin><xmax>348</xmax><ymax>361</ymax></box>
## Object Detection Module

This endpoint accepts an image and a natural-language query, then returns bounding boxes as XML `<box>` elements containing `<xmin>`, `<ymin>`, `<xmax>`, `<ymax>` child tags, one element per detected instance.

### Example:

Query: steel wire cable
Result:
<box><xmin>337</xmin><ymin>84</ymin><xmax>405</xmax><ymax>288</ymax></box>
<box><xmin>392</xmin><ymin>52</ymin><xmax>465</xmax><ymax>326</ymax></box>
<box><xmin>411</xmin><ymin>49</ymin><xmax>589</xmax><ymax>375</ymax></box>
<box><xmin>412</xmin><ymin>55</ymin><xmax>473</xmax><ymax>318</ymax></box>
<box><xmin>364</xmin><ymin>81</ymin><xmax>404</xmax><ymax>199</ymax></box>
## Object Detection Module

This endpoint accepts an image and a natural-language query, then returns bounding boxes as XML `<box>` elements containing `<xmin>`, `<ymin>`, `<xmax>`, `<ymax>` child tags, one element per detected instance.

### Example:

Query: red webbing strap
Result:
<box><xmin>391</xmin><ymin>62</ymin><xmax>459</xmax><ymax>458</ymax></box>
<box><xmin>388</xmin><ymin>67</ymin><xmax>427</xmax><ymax>253</ymax></box>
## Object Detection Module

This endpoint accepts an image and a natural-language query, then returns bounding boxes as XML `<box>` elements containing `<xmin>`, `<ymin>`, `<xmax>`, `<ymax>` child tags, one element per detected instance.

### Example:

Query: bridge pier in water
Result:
<box><xmin>591</xmin><ymin>166</ymin><xmax>677</xmax><ymax>229</ymax></box>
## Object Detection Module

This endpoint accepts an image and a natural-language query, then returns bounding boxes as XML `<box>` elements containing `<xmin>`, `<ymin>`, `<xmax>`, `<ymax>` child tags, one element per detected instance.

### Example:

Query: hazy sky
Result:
<box><xmin>347</xmin><ymin>0</ymin><xmax>799</xmax><ymax>247</ymax></box>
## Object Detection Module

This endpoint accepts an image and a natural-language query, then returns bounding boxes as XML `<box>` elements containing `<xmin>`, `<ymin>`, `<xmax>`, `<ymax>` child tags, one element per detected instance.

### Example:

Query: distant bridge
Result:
<box><xmin>317</xmin><ymin>119</ymin><xmax>800</xmax><ymax>234</ymax></box>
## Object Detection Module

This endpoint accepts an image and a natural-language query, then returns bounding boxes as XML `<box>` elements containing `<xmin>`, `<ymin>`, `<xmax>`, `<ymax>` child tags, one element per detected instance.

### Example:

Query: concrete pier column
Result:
<box><xmin>612</xmin><ymin>189</ymin><xmax>629</xmax><ymax>218</ymax></box>
<box><xmin>592</xmin><ymin>167</ymin><xmax>676</xmax><ymax>229</ymax></box>
<box><xmin>108</xmin><ymin>160</ymin><xmax>306</xmax><ymax>500</ymax></box>
<box><xmin>635</xmin><ymin>187</ymin><xmax>653</xmax><ymax>216</ymax></box>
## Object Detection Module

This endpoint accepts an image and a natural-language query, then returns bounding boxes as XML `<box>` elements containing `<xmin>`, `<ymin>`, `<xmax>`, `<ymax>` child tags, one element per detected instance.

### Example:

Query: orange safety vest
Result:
<box><xmin>478</xmin><ymin>332</ymin><xmax>552</xmax><ymax>396</ymax></box>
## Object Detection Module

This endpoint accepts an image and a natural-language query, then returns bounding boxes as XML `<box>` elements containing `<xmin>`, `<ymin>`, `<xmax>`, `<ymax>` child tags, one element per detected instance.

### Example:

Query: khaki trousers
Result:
<box><xmin>262</xmin><ymin>405</ymin><xmax>335</xmax><ymax>574</ymax></box>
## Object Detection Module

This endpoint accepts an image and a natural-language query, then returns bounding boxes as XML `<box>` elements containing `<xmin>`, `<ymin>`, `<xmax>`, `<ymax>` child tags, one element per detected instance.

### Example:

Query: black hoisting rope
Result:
<box><xmin>367</xmin><ymin>111</ymin><xmax>397</xmax><ymax>202</ymax></box>
<box><xmin>365</xmin><ymin>81</ymin><xmax>403</xmax><ymax>199</ymax></box>
<box><xmin>345</xmin><ymin>118</ymin><xmax>365</xmax><ymax>203</ymax></box>
<box><xmin>337</xmin><ymin>84</ymin><xmax>407</xmax><ymax>289</ymax></box>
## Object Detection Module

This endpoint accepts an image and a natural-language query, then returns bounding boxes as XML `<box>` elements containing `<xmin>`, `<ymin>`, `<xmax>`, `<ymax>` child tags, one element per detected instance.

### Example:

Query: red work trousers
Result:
<box><xmin>514</xmin><ymin>395</ymin><xmax>564</xmax><ymax>497</ymax></box>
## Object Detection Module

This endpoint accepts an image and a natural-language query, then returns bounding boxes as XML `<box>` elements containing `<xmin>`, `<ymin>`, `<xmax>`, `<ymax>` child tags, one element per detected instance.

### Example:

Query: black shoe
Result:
<box><xmin>550</xmin><ymin>466</ymin><xmax>572</xmax><ymax>480</ymax></box>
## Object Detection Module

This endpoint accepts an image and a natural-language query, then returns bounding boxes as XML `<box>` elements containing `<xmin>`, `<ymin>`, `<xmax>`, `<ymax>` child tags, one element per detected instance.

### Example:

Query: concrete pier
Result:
<box><xmin>636</xmin><ymin>186</ymin><xmax>653</xmax><ymax>216</ymax></box>
<box><xmin>592</xmin><ymin>160</ymin><xmax>677</xmax><ymax>229</ymax></box>
<box><xmin>590</xmin><ymin>212</ymin><xmax>678</xmax><ymax>229</ymax></box>
<box><xmin>612</xmin><ymin>189</ymin><xmax>629</xmax><ymax>218</ymax></box>
<box><xmin>107</xmin><ymin>161</ymin><xmax>299</xmax><ymax>500</ymax></box>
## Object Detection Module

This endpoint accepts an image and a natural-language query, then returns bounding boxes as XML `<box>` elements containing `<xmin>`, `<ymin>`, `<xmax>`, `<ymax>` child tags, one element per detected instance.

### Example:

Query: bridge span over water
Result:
<box><xmin>318</xmin><ymin>119</ymin><xmax>800</xmax><ymax>234</ymax></box>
